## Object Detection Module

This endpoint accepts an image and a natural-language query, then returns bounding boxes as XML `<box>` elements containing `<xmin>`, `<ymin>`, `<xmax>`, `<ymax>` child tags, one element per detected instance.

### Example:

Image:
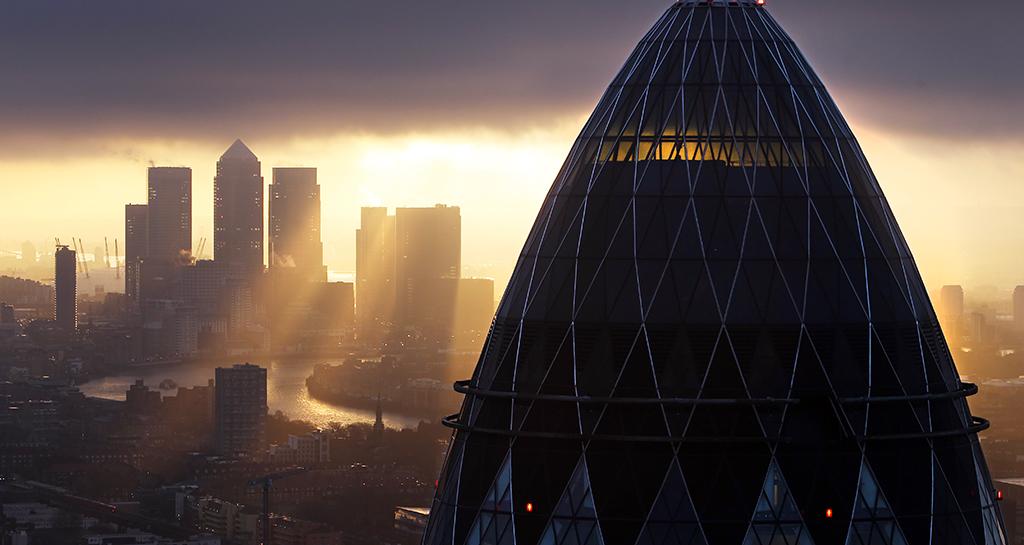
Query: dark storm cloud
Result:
<box><xmin>0</xmin><ymin>0</ymin><xmax>1020</xmax><ymax>152</ymax></box>
<box><xmin>780</xmin><ymin>1</ymin><xmax>1024</xmax><ymax>140</ymax></box>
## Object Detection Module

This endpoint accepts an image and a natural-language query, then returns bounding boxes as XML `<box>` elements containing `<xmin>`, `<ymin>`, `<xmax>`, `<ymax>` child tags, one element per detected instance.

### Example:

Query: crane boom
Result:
<box><xmin>114</xmin><ymin>239</ymin><xmax>121</xmax><ymax>279</ymax></box>
<box><xmin>71</xmin><ymin>239</ymin><xmax>83</xmax><ymax>274</ymax></box>
<box><xmin>78</xmin><ymin>238</ymin><xmax>90</xmax><ymax>278</ymax></box>
<box><xmin>247</xmin><ymin>467</ymin><xmax>308</xmax><ymax>545</ymax></box>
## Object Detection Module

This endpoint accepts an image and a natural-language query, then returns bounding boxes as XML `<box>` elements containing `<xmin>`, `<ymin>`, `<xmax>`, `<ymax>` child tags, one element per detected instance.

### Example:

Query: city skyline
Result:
<box><xmin>0</xmin><ymin>2</ymin><xmax>1021</xmax><ymax>545</ymax></box>
<box><xmin>3</xmin><ymin>134</ymin><xmax>1023</xmax><ymax>299</ymax></box>
<box><xmin>1</xmin><ymin>0</ymin><xmax>1023</xmax><ymax>295</ymax></box>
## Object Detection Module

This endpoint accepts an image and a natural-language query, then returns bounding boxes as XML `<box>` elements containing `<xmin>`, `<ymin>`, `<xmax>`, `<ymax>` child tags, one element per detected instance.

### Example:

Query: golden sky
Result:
<box><xmin>1</xmin><ymin>0</ymin><xmax>1022</xmax><ymax>298</ymax></box>
<box><xmin>2</xmin><ymin>114</ymin><xmax>1023</xmax><ymax>298</ymax></box>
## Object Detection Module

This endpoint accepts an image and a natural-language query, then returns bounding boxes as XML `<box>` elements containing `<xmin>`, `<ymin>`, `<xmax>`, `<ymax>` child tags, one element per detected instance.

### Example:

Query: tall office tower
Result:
<box><xmin>423</xmin><ymin>2</ymin><xmax>1005</xmax><ymax>544</ymax></box>
<box><xmin>395</xmin><ymin>205</ymin><xmax>461</xmax><ymax>330</ymax></box>
<box><xmin>214</xmin><ymin>363</ymin><xmax>267</xmax><ymax>456</ymax></box>
<box><xmin>20</xmin><ymin>241</ymin><xmax>36</xmax><ymax>263</ymax></box>
<box><xmin>145</xmin><ymin>167</ymin><xmax>191</xmax><ymax>301</ymax></box>
<box><xmin>412</xmin><ymin>277</ymin><xmax>495</xmax><ymax>345</ymax></box>
<box><xmin>454</xmin><ymin>278</ymin><xmax>495</xmax><ymax>339</ymax></box>
<box><xmin>966</xmin><ymin>312</ymin><xmax>987</xmax><ymax>344</ymax></box>
<box><xmin>269</xmin><ymin>167</ymin><xmax>325</xmax><ymax>282</ymax></box>
<box><xmin>54</xmin><ymin>245</ymin><xmax>77</xmax><ymax>332</ymax></box>
<box><xmin>355</xmin><ymin>207</ymin><xmax>396</xmax><ymax>337</ymax></box>
<box><xmin>226</xmin><ymin>281</ymin><xmax>256</xmax><ymax>335</ymax></box>
<box><xmin>214</xmin><ymin>140</ymin><xmax>264</xmax><ymax>277</ymax></box>
<box><xmin>141</xmin><ymin>299</ymin><xmax>198</xmax><ymax>358</ymax></box>
<box><xmin>182</xmin><ymin>260</ymin><xmax>229</xmax><ymax>333</ymax></box>
<box><xmin>125</xmin><ymin>204</ymin><xmax>149</xmax><ymax>308</ymax></box>
<box><xmin>313</xmin><ymin>282</ymin><xmax>355</xmax><ymax>335</ymax></box>
<box><xmin>939</xmin><ymin>284</ymin><xmax>965</xmax><ymax>323</ymax></box>
<box><xmin>147</xmin><ymin>167</ymin><xmax>192</xmax><ymax>264</ymax></box>
<box><xmin>1014</xmin><ymin>286</ymin><xmax>1024</xmax><ymax>331</ymax></box>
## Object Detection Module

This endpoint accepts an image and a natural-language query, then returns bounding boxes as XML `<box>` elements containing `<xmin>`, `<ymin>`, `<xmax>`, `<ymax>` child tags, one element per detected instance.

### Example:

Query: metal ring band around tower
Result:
<box><xmin>453</xmin><ymin>380</ymin><xmax>978</xmax><ymax>406</ymax></box>
<box><xmin>441</xmin><ymin>414</ymin><xmax>990</xmax><ymax>444</ymax></box>
<box><xmin>453</xmin><ymin>380</ymin><xmax>796</xmax><ymax>406</ymax></box>
<box><xmin>840</xmin><ymin>382</ymin><xmax>979</xmax><ymax>404</ymax></box>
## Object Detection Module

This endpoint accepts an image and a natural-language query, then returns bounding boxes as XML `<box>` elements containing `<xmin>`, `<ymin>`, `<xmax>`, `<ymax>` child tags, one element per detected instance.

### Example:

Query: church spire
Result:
<box><xmin>373</xmin><ymin>391</ymin><xmax>384</xmax><ymax>442</ymax></box>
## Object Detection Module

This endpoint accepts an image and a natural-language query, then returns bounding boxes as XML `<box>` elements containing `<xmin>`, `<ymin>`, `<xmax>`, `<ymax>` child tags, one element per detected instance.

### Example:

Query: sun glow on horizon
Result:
<box><xmin>0</xmin><ymin>124</ymin><xmax>583</xmax><ymax>294</ymax></box>
<box><xmin>1</xmin><ymin>113</ymin><xmax>1022</xmax><ymax>298</ymax></box>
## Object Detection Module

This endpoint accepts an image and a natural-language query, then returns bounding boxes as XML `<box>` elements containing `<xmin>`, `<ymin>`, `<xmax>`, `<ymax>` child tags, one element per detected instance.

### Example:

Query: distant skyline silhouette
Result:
<box><xmin>2</xmin><ymin>0</ymin><xmax>1022</xmax><ymax>294</ymax></box>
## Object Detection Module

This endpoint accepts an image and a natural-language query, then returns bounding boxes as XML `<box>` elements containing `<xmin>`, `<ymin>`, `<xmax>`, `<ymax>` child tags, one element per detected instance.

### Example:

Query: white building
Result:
<box><xmin>269</xmin><ymin>431</ymin><xmax>330</xmax><ymax>465</ymax></box>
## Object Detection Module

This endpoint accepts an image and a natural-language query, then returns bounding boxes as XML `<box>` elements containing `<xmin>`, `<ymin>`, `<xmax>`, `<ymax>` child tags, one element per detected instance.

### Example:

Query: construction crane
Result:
<box><xmin>113</xmin><ymin>239</ymin><xmax>121</xmax><ymax>279</ymax></box>
<box><xmin>247</xmin><ymin>467</ymin><xmax>308</xmax><ymax>545</ymax></box>
<box><xmin>104</xmin><ymin>238</ymin><xmax>112</xmax><ymax>271</ymax></box>
<box><xmin>70</xmin><ymin>238</ymin><xmax>82</xmax><ymax>274</ymax></box>
<box><xmin>76</xmin><ymin>239</ymin><xmax>86</xmax><ymax>274</ymax></box>
<box><xmin>77</xmin><ymin>238</ymin><xmax>90</xmax><ymax>279</ymax></box>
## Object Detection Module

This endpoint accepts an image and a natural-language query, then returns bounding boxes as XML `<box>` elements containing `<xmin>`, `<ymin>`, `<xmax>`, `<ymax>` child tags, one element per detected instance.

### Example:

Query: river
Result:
<box><xmin>77</xmin><ymin>358</ymin><xmax>422</xmax><ymax>430</ymax></box>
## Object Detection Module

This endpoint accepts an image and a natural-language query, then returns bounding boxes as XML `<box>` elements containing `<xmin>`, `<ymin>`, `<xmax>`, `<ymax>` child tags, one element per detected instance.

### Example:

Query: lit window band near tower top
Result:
<box><xmin>678</xmin><ymin>0</ymin><xmax>767</xmax><ymax>5</ymax></box>
<box><xmin>422</xmin><ymin>1</ymin><xmax>1006</xmax><ymax>544</ymax></box>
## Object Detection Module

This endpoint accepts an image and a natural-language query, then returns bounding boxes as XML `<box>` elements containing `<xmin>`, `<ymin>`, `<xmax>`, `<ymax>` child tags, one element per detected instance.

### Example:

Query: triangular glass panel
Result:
<box><xmin>752</xmin><ymin>459</ymin><xmax>802</xmax><ymax>522</ymax></box>
<box><xmin>537</xmin><ymin>458</ymin><xmax>605</xmax><ymax>545</ymax></box>
<box><xmin>466</xmin><ymin>454</ymin><xmax>515</xmax><ymax>545</ymax></box>
<box><xmin>743</xmin><ymin>460</ymin><xmax>814</xmax><ymax>545</ymax></box>
<box><xmin>853</xmin><ymin>459</ymin><xmax>893</xmax><ymax>519</ymax></box>
<box><xmin>636</xmin><ymin>459</ymin><xmax>708</xmax><ymax>545</ymax></box>
<box><xmin>845</xmin><ymin>458</ymin><xmax>909</xmax><ymax>545</ymax></box>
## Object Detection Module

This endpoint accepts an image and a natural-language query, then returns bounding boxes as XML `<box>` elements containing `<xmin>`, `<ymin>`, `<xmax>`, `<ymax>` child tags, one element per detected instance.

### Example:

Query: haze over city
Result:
<box><xmin>1</xmin><ymin>1</ymin><xmax>1023</xmax><ymax>545</ymax></box>
<box><xmin>2</xmin><ymin>0</ymin><xmax>1022</xmax><ymax>294</ymax></box>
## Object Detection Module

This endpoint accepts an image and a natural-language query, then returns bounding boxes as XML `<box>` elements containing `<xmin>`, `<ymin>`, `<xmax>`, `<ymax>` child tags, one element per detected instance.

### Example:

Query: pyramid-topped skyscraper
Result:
<box><xmin>215</xmin><ymin>139</ymin><xmax>264</xmax><ymax>277</ymax></box>
<box><xmin>423</xmin><ymin>1</ymin><xmax>1006</xmax><ymax>544</ymax></box>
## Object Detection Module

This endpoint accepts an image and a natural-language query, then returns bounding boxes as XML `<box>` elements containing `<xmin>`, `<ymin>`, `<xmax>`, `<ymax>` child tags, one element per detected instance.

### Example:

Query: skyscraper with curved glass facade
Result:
<box><xmin>423</xmin><ymin>1</ymin><xmax>1006</xmax><ymax>543</ymax></box>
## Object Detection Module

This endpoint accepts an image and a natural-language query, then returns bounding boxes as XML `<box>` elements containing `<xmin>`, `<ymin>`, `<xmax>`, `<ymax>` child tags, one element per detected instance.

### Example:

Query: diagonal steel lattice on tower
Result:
<box><xmin>422</xmin><ymin>1</ymin><xmax>1007</xmax><ymax>544</ymax></box>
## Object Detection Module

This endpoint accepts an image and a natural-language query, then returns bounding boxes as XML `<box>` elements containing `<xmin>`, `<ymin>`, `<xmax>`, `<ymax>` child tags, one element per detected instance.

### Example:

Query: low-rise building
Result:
<box><xmin>192</xmin><ymin>497</ymin><xmax>257</xmax><ymax>545</ymax></box>
<box><xmin>394</xmin><ymin>506</ymin><xmax>429</xmax><ymax>541</ymax></box>
<box><xmin>268</xmin><ymin>514</ymin><xmax>343</xmax><ymax>545</ymax></box>
<box><xmin>996</xmin><ymin>478</ymin><xmax>1024</xmax><ymax>544</ymax></box>
<box><xmin>292</xmin><ymin>431</ymin><xmax>329</xmax><ymax>464</ymax></box>
<box><xmin>269</xmin><ymin>431</ymin><xmax>330</xmax><ymax>465</ymax></box>
<box><xmin>84</xmin><ymin>532</ymin><xmax>220</xmax><ymax>545</ymax></box>
<box><xmin>2</xmin><ymin>502</ymin><xmax>98</xmax><ymax>530</ymax></box>
<box><xmin>126</xmin><ymin>379</ymin><xmax>162</xmax><ymax>414</ymax></box>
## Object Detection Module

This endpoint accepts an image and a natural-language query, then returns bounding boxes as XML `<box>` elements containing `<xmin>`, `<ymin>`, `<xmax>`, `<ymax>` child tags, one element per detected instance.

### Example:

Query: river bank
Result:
<box><xmin>77</xmin><ymin>357</ymin><xmax>422</xmax><ymax>430</ymax></box>
<box><xmin>304</xmin><ymin>360</ymin><xmax>462</xmax><ymax>422</ymax></box>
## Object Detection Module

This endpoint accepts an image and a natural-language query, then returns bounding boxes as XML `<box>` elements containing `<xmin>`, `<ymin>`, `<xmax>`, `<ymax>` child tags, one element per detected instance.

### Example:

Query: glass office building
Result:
<box><xmin>424</xmin><ymin>1</ymin><xmax>1006</xmax><ymax>543</ymax></box>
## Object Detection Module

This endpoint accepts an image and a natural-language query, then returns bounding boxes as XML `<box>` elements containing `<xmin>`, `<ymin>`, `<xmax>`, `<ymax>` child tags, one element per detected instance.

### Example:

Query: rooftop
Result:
<box><xmin>220</xmin><ymin>138</ymin><xmax>258</xmax><ymax>161</ymax></box>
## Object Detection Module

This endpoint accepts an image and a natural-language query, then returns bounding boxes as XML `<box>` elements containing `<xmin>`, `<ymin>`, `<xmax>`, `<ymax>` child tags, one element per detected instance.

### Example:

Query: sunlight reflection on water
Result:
<box><xmin>78</xmin><ymin>357</ymin><xmax>422</xmax><ymax>429</ymax></box>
